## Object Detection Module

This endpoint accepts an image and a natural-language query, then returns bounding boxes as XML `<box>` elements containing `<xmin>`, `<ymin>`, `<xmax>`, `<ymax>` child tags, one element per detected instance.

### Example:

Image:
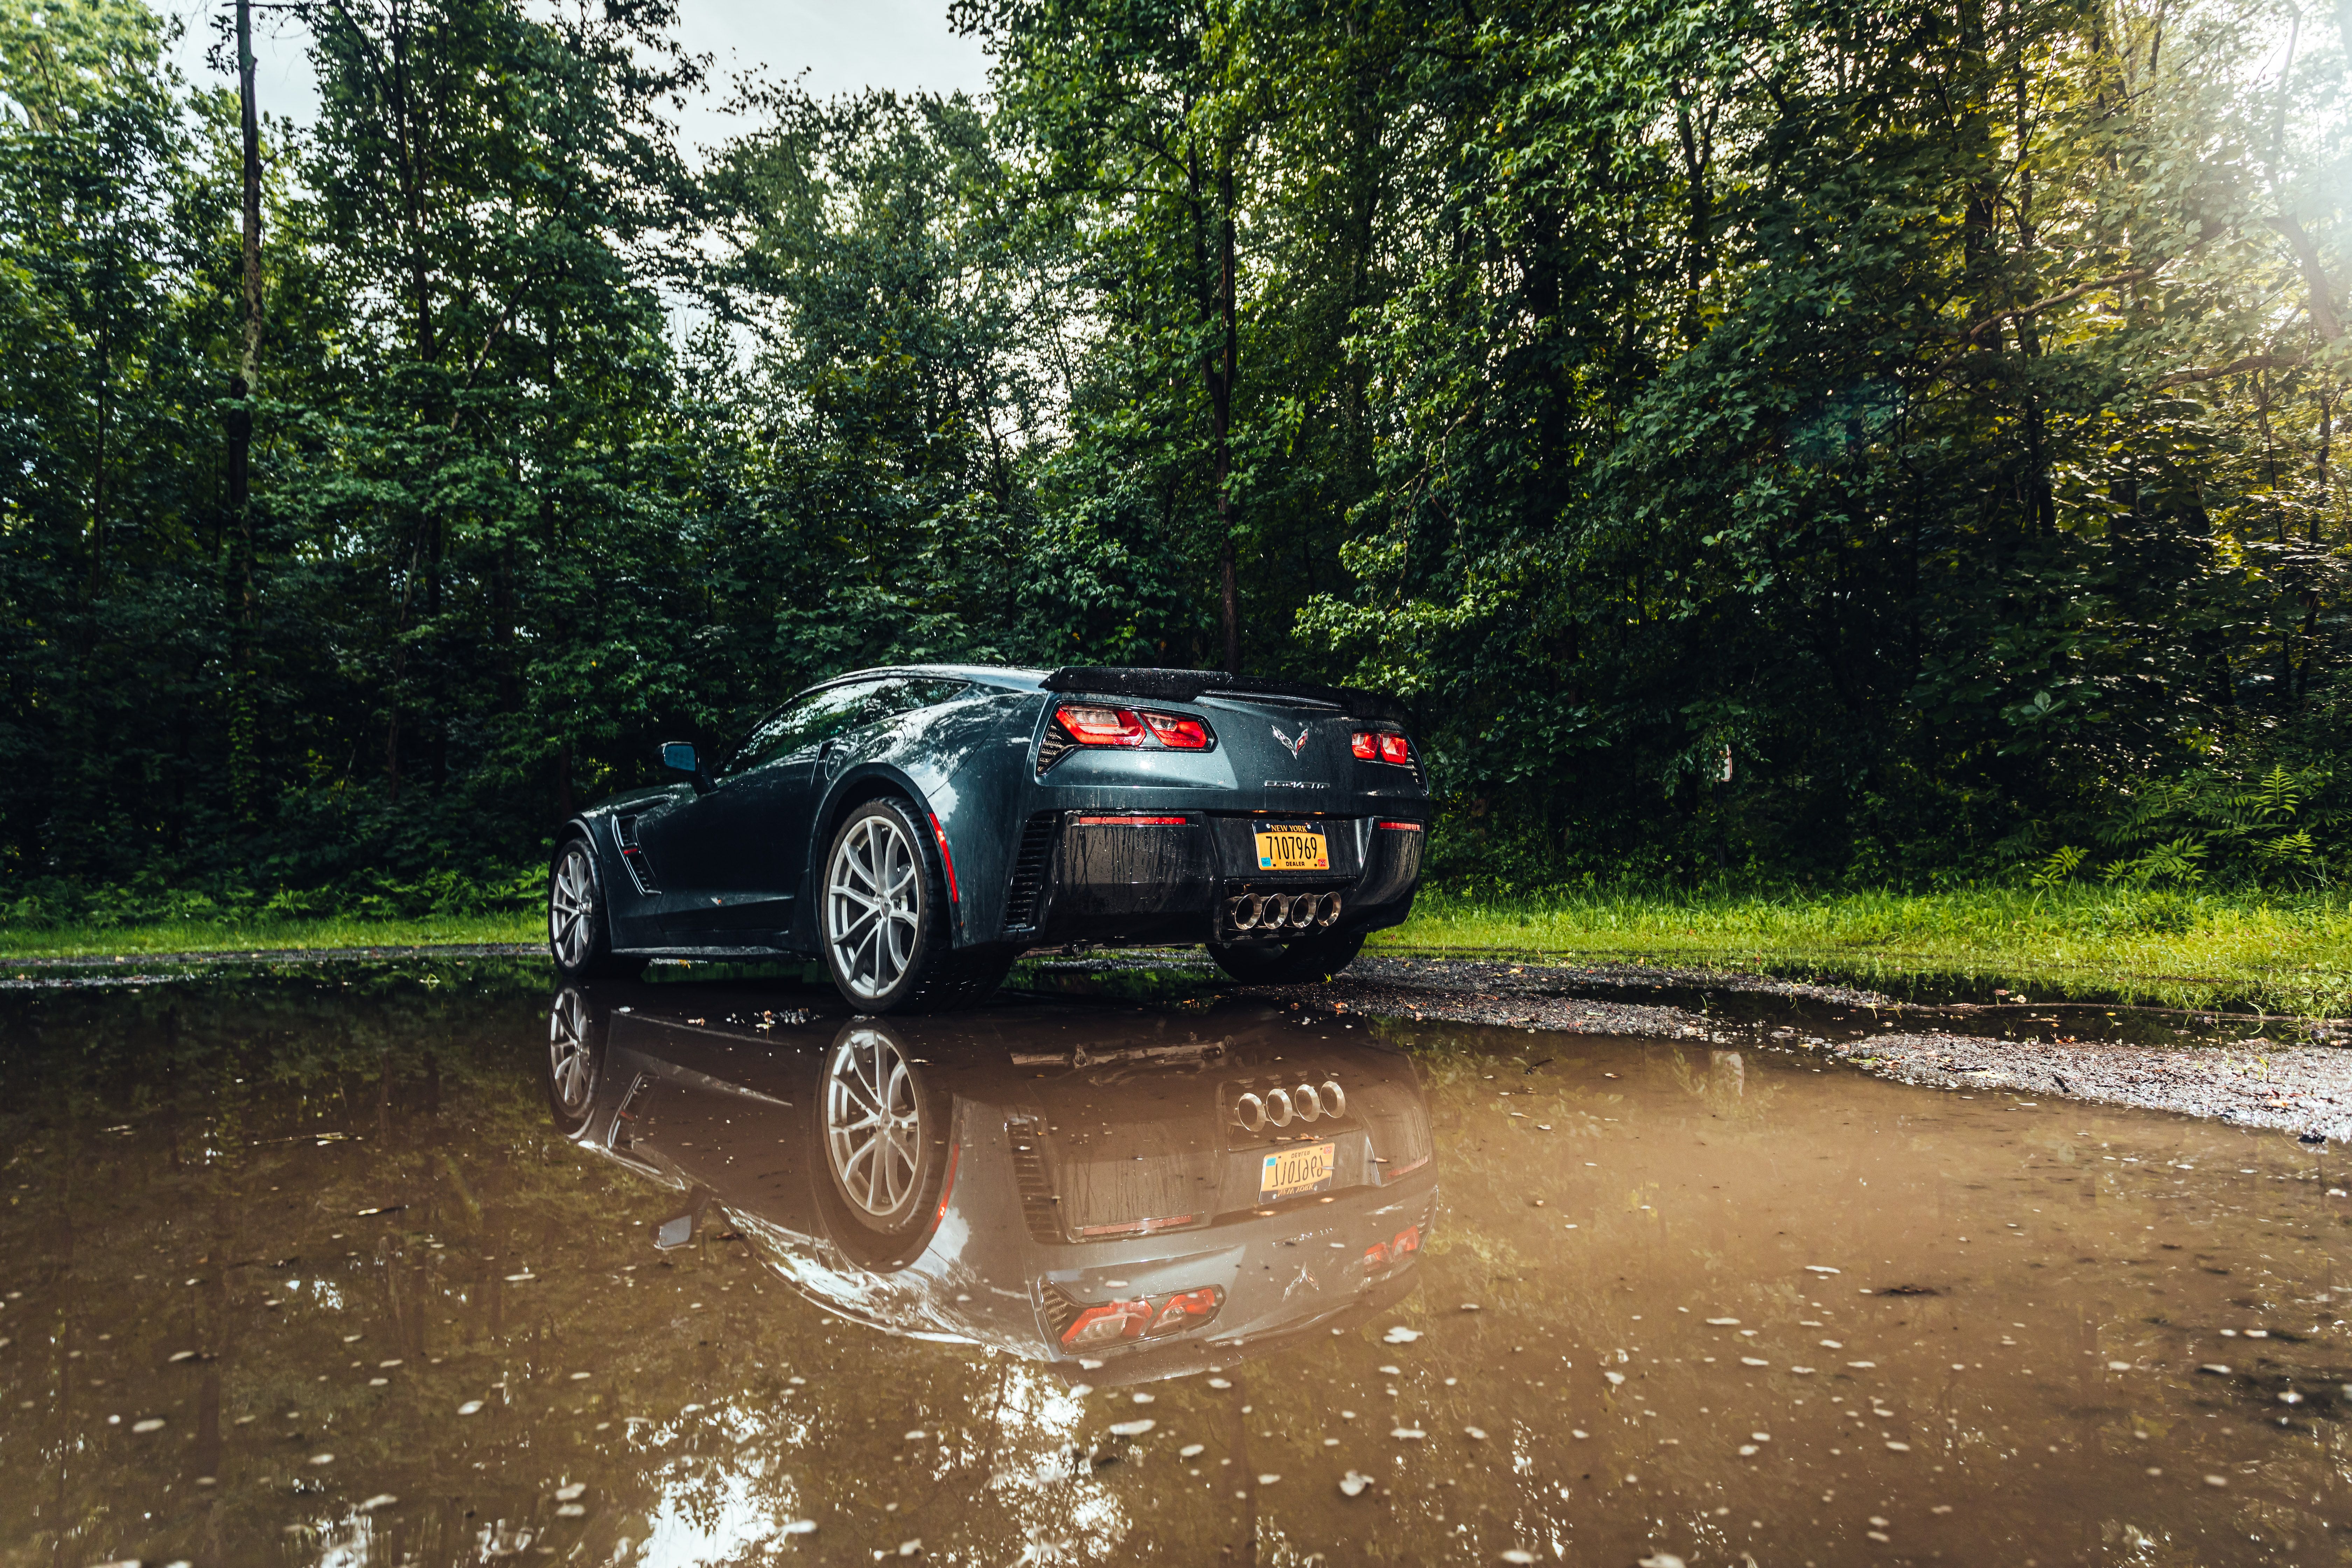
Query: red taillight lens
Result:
<box><xmin>1148</xmin><ymin>1287</ymin><xmax>1222</xmax><ymax>1334</ymax></box>
<box><xmin>1062</xmin><ymin>1298</ymin><xmax>1153</xmax><ymax>1347</ymax></box>
<box><xmin>1377</xmin><ymin>733</ymin><xmax>1412</xmax><ymax>765</ymax></box>
<box><xmin>1057</xmin><ymin>705</ymin><xmax>1148</xmax><ymax>746</ymax></box>
<box><xmin>1390</xmin><ymin>1224</ymin><xmax>1421</xmax><ymax>1257</ymax></box>
<box><xmin>1350</xmin><ymin>732</ymin><xmax>1378</xmax><ymax>760</ymax></box>
<box><xmin>1140</xmin><ymin>711</ymin><xmax>1210</xmax><ymax>749</ymax></box>
<box><xmin>1056</xmin><ymin>1285</ymin><xmax>1225</xmax><ymax>1348</ymax></box>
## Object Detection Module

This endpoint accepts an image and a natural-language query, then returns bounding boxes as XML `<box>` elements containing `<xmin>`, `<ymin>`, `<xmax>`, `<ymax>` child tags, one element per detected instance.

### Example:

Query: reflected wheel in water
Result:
<box><xmin>823</xmin><ymin>1026</ymin><xmax>929</xmax><ymax>1231</ymax></box>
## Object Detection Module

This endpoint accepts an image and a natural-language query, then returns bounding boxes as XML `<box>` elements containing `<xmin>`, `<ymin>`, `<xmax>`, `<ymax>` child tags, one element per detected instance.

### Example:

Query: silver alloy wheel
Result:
<box><xmin>550</xmin><ymin>841</ymin><xmax>596</xmax><ymax>970</ymax></box>
<box><xmin>548</xmin><ymin>989</ymin><xmax>594</xmax><ymax>1114</ymax></box>
<box><xmin>827</xmin><ymin>811</ymin><xmax>922</xmax><ymax>1001</ymax></box>
<box><xmin>824</xmin><ymin>1027</ymin><xmax>923</xmax><ymax>1223</ymax></box>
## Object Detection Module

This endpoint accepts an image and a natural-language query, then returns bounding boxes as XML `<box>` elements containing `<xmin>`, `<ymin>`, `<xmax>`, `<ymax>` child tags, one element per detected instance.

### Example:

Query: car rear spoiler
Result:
<box><xmin>1041</xmin><ymin>666</ymin><xmax>1411</xmax><ymax>727</ymax></box>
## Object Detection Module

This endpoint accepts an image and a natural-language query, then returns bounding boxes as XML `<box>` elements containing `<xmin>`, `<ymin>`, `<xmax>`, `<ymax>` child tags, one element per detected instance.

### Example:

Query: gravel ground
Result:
<box><xmin>1815</xmin><ymin>1032</ymin><xmax>2352</xmax><ymax>1140</ymax></box>
<box><xmin>1215</xmin><ymin>952</ymin><xmax>2352</xmax><ymax>1141</ymax></box>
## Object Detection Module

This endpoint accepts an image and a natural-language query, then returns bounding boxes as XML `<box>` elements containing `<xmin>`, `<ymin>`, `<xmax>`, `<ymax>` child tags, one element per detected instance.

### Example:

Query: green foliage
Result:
<box><xmin>6</xmin><ymin>0</ymin><xmax>2352</xmax><ymax>908</ymax></box>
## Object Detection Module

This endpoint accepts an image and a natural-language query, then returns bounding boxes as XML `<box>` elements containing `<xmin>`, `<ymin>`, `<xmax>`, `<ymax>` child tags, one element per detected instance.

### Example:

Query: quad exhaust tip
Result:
<box><xmin>1233</xmin><ymin>1079</ymin><xmax>1349</xmax><ymax>1133</ymax></box>
<box><xmin>1224</xmin><ymin>891</ymin><xmax>1342</xmax><ymax>934</ymax></box>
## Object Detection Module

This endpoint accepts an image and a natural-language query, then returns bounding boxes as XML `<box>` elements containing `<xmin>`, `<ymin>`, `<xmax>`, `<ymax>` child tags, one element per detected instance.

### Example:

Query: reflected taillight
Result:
<box><xmin>1056</xmin><ymin>1284</ymin><xmax>1226</xmax><ymax>1348</ymax></box>
<box><xmin>1062</xmin><ymin>1298</ymin><xmax>1153</xmax><ymax>1346</ymax></box>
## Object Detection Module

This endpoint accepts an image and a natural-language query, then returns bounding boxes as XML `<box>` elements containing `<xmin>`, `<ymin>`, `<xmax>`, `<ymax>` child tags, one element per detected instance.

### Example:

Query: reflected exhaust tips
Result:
<box><xmin>1233</xmin><ymin>1078</ymin><xmax>1349</xmax><ymax>1133</ymax></box>
<box><xmin>1222</xmin><ymin>891</ymin><xmax>1342</xmax><ymax>935</ymax></box>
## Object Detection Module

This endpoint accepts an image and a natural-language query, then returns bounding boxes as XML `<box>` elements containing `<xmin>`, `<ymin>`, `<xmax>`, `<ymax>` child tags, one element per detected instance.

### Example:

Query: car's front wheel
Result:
<box><xmin>547</xmin><ymin>838</ymin><xmax>641</xmax><ymax>981</ymax></box>
<box><xmin>1206</xmin><ymin>928</ymin><xmax>1366</xmax><ymax>985</ymax></box>
<box><xmin>821</xmin><ymin>798</ymin><xmax>1011</xmax><ymax>1013</ymax></box>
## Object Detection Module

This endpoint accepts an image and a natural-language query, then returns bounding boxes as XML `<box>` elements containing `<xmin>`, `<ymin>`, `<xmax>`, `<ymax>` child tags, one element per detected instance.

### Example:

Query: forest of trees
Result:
<box><xmin>3</xmin><ymin>0</ymin><xmax>2349</xmax><ymax>919</ymax></box>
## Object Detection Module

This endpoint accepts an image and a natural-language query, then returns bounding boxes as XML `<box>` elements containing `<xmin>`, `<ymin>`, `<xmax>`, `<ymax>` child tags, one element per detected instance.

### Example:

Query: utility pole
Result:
<box><xmin>227</xmin><ymin>0</ymin><xmax>262</xmax><ymax>820</ymax></box>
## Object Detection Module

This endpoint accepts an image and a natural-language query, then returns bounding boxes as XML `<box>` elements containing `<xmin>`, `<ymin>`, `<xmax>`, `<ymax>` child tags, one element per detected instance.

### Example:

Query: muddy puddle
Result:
<box><xmin>0</xmin><ymin>965</ymin><xmax>2346</xmax><ymax>1566</ymax></box>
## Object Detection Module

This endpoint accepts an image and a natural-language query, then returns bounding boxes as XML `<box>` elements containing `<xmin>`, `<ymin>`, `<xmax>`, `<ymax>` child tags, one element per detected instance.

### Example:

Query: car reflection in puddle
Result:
<box><xmin>544</xmin><ymin>986</ymin><xmax>1440</xmax><ymax>1384</ymax></box>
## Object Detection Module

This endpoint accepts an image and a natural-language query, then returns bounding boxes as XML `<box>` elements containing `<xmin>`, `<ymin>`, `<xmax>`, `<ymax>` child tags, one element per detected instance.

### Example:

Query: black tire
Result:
<box><xmin>547</xmin><ymin>836</ymin><xmax>644</xmax><ymax>981</ymax></box>
<box><xmin>819</xmin><ymin>797</ymin><xmax>1014</xmax><ymax>1014</ymax></box>
<box><xmin>1207</xmin><ymin>928</ymin><xmax>1367</xmax><ymax>986</ymax></box>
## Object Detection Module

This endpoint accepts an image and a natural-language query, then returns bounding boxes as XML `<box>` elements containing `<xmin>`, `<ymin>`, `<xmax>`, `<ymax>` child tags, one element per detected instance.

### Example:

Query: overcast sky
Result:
<box><xmin>164</xmin><ymin>0</ymin><xmax>996</xmax><ymax>155</ymax></box>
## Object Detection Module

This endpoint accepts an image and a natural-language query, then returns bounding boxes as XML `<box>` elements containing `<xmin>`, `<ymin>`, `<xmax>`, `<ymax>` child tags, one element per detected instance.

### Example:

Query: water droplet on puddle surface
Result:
<box><xmin>1390</xmin><ymin>1427</ymin><xmax>1426</xmax><ymax>1440</ymax></box>
<box><xmin>457</xmin><ymin>1401</ymin><xmax>484</xmax><ymax>1415</ymax></box>
<box><xmin>1339</xmin><ymin>1470</ymin><xmax>1372</xmax><ymax>1497</ymax></box>
<box><xmin>1107</xmin><ymin>1419</ymin><xmax>1154</xmax><ymax>1437</ymax></box>
<box><xmin>1206</xmin><ymin>1378</ymin><xmax>1232</xmax><ymax>1390</ymax></box>
<box><xmin>131</xmin><ymin>1418</ymin><xmax>163</xmax><ymax>1433</ymax></box>
<box><xmin>1383</xmin><ymin>1326</ymin><xmax>1422</xmax><ymax>1344</ymax></box>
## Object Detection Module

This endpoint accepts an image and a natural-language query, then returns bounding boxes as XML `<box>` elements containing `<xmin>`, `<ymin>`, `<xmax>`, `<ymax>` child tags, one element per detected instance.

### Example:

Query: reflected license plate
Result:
<box><xmin>1254</xmin><ymin>824</ymin><xmax>1329</xmax><ymax>871</ymax></box>
<box><xmin>1259</xmin><ymin>1141</ymin><xmax>1337</xmax><ymax>1201</ymax></box>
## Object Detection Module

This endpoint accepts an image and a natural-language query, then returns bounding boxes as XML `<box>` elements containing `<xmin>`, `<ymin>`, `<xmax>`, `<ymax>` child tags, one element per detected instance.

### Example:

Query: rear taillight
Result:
<box><xmin>1056</xmin><ymin>1284</ymin><xmax>1226</xmax><ymax>1349</ymax></box>
<box><xmin>1378</xmin><ymin>733</ymin><xmax>1410</xmax><ymax>765</ymax></box>
<box><xmin>1057</xmin><ymin>705</ymin><xmax>1148</xmax><ymax>746</ymax></box>
<box><xmin>1352</xmin><ymin>730</ymin><xmax>1414</xmax><ymax>766</ymax></box>
<box><xmin>1048</xmin><ymin>704</ymin><xmax>1216</xmax><ymax>759</ymax></box>
<box><xmin>1140</xmin><ymin>711</ymin><xmax>1210</xmax><ymax>749</ymax></box>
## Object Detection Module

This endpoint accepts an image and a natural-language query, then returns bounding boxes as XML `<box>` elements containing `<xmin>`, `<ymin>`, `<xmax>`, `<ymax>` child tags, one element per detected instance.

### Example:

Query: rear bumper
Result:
<box><xmin>1000</xmin><ymin>809</ymin><xmax>1424</xmax><ymax>946</ymax></box>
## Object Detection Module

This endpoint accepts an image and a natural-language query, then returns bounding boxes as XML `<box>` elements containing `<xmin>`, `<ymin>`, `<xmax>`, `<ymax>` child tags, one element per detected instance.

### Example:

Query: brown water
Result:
<box><xmin>0</xmin><ymin>964</ymin><xmax>2345</xmax><ymax>1567</ymax></box>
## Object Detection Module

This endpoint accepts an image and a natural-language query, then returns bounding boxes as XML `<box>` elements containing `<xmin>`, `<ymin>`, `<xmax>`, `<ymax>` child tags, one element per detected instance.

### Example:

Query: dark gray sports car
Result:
<box><xmin>547</xmin><ymin>666</ymin><xmax>1428</xmax><ymax>1011</ymax></box>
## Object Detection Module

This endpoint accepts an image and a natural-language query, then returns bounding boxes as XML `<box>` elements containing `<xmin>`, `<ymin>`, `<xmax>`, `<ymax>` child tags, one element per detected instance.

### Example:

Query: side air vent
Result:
<box><xmin>1036</xmin><ymin>727</ymin><xmax>1077</xmax><ymax>774</ymax></box>
<box><xmin>615</xmin><ymin>816</ymin><xmax>661</xmax><ymax>894</ymax></box>
<box><xmin>1010</xmin><ymin>1117</ymin><xmax>1062</xmax><ymax>1243</ymax></box>
<box><xmin>1002</xmin><ymin>811</ymin><xmax>1058</xmax><ymax>933</ymax></box>
<box><xmin>1039</xmin><ymin>1280</ymin><xmax>1086</xmax><ymax>1339</ymax></box>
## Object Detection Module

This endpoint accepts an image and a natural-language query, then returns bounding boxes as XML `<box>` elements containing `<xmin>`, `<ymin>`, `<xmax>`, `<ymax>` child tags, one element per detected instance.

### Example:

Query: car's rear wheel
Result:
<box><xmin>1206</xmin><ymin>928</ymin><xmax>1366</xmax><ymax>985</ymax></box>
<box><xmin>548</xmin><ymin>838</ymin><xmax>642</xmax><ymax>981</ymax></box>
<box><xmin>821</xmin><ymin>798</ymin><xmax>1012</xmax><ymax>1013</ymax></box>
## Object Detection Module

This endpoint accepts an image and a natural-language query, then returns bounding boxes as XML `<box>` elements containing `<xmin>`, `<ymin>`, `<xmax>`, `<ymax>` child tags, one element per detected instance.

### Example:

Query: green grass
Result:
<box><xmin>5</xmin><ymin>883</ymin><xmax>2347</xmax><ymax>1017</ymax></box>
<box><xmin>0</xmin><ymin>912</ymin><xmax>539</xmax><ymax>961</ymax></box>
<box><xmin>1371</xmin><ymin>884</ymin><xmax>2352</xmax><ymax>1017</ymax></box>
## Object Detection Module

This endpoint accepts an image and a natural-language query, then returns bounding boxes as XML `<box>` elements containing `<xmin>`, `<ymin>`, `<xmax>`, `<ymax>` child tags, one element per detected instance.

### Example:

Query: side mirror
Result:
<box><xmin>659</xmin><ymin>741</ymin><xmax>714</xmax><ymax>794</ymax></box>
<box><xmin>653</xmin><ymin>1185</ymin><xmax>712</xmax><ymax>1252</ymax></box>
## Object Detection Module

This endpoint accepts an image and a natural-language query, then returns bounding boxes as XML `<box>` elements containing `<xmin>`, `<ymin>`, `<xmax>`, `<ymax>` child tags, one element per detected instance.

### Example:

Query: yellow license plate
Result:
<box><xmin>1259</xmin><ymin>1141</ymin><xmax>1337</xmax><ymax>1201</ymax></box>
<box><xmin>1254</xmin><ymin>824</ymin><xmax>1329</xmax><ymax>871</ymax></box>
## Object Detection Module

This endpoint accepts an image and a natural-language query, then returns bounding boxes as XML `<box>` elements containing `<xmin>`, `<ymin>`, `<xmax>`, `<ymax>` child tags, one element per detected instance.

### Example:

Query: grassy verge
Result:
<box><xmin>5</xmin><ymin>883</ymin><xmax>2346</xmax><ymax>1017</ymax></box>
<box><xmin>0</xmin><ymin>912</ymin><xmax>539</xmax><ymax>961</ymax></box>
<box><xmin>1370</xmin><ymin>884</ymin><xmax>2352</xmax><ymax>1017</ymax></box>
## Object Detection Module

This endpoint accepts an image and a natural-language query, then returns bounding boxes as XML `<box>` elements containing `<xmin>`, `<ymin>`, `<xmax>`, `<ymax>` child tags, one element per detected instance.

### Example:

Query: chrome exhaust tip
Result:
<box><xmin>1315</xmin><ymin>892</ymin><xmax>1343</xmax><ymax>928</ymax></box>
<box><xmin>1320</xmin><ymin>1079</ymin><xmax>1346</xmax><ymax>1117</ymax></box>
<box><xmin>1292</xmin><ymin>1083</ymin><xmax>1323</xmax><ymax>1119</ymax></box>
<box><xmin>1290</xmin><ymin>895</ymin><xmax>1317</xmax><ymax>931</ymax></box>
<box><xmin>1264</xmin><ymin>893</ymin><xmax>1292</xmax><ymax>927</ymax></box>
<box><xmin>1265</xmin><ymin>1087</ymin><xmax>1295</xmax><ymax>1127</ymax></box>
<box><xmin>1227</xmin><ymin>894</ymin><xmax>1261</xmax><ymax>932</ymax></box>
<box><xmin>1234</xmin><ymin>1092</ymin><xmax>1268</xmax><ymax>1133</ymax></box>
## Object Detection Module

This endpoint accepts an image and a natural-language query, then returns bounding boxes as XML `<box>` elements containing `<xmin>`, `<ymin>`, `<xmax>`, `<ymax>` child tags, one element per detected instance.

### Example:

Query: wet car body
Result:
<box><xmin>556</xmin><ymin>665</ymin><xmax>1427</xmax><ymax>999</ymax></box>
<box><xmin>545</xmin><ymin>987</ymin><xmax>1439</xmax><ymax>1381</ymax></box>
